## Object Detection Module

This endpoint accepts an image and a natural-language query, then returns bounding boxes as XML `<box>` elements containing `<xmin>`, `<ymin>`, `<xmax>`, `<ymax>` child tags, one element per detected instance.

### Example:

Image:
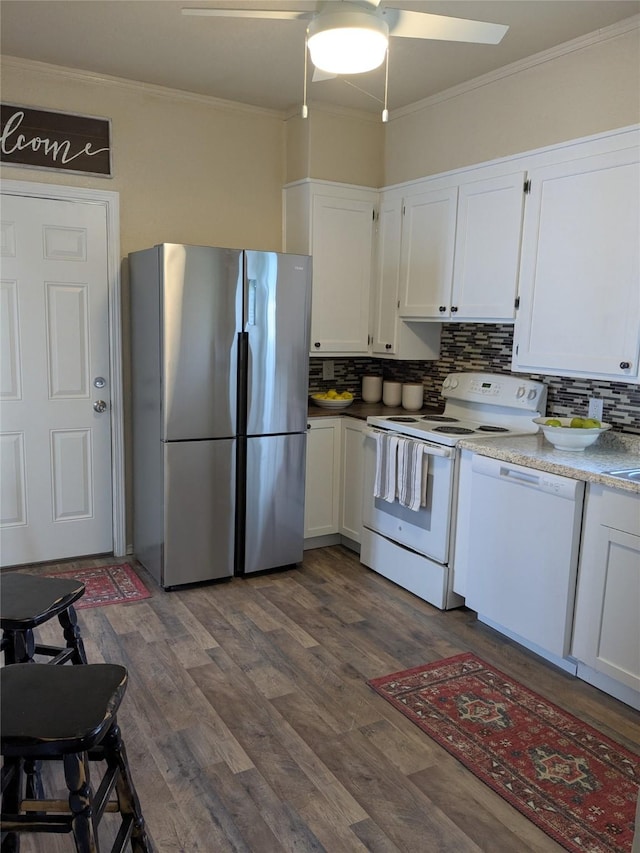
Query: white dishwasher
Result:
<box><xmin>464</xmin><ymin>454</ymin><xmax>585</xmax><ymax>673</ymax></box>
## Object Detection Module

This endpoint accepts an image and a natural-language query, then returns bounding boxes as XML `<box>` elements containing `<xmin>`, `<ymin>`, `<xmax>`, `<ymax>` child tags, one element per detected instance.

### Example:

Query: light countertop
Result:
<box><xmin>307</xmin><ymin>402</ymin><xmax>640</xmax><ymax>493</ymax></box>
<box><xmin>458</xmin><ymin>432</ymin><xmax>640</xmax><ymax>494</ymax></box>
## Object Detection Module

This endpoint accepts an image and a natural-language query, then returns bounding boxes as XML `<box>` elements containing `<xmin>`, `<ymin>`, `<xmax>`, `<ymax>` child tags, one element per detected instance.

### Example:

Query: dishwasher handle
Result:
<box><xmin>471</xmin><ymin>453</ymin><xmax>581</xmax><ymax>500</ymax></box>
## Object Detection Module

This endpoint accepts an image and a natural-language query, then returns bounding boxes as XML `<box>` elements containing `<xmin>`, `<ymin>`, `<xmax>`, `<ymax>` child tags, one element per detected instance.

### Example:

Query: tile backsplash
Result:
<box><xmin>308</xmin><ymin>323</ymin><xmax>640</xmax><ymax>435</ymax></box>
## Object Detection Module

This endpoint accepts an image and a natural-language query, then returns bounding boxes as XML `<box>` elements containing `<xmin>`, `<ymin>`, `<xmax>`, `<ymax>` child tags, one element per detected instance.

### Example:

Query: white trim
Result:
<box><xmin>1</xmin><ymin>179</ymin><xmax>126</xmax><ymax>557</ymax></box>
<box><xmin>389</xmin><ymin>14</ymin><xmax>640</xmax><ymax>121</ymax></box>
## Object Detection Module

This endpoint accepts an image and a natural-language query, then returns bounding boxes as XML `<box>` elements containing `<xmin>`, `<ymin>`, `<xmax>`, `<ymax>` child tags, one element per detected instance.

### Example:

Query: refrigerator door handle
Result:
<box><xmin>237</xmin><ymin>331</ymin><xmax>248</xmax><ymax>435</ymax></box>
<box><xmin>246</xmin><ymin>279</ymin><xmax>257</xmax><ymax>326</ymax></box>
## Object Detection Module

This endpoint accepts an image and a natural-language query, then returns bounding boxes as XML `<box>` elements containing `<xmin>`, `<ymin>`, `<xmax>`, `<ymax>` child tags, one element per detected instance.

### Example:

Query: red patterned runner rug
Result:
<box><xmin>368</xmin><ymin>653</ymin><xmax>639</xmax><ymax>852</ymax></box>
<box><xmin>45</xmin><ymin>563</ymin><xmax>151</xmax><ymax>609</ymax></box>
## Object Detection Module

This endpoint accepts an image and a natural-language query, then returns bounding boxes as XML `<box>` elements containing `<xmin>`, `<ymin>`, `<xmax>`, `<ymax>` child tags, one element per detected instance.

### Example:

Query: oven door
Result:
<box><xmin>362</xmin><ymin>428</ymin><xmax>455</xmax><ymax>563</ymax></box>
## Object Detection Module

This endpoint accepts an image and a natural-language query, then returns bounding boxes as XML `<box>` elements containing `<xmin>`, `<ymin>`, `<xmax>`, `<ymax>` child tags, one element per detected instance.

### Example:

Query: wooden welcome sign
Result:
<box><xmin>0</xmin><ymin>104</ymin><xmax>112</xmax><ymax>177</ymax></box>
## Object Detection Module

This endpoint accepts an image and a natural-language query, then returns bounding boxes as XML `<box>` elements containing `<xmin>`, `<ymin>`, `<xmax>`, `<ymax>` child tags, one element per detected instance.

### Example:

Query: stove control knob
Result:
<box><xmin>450</xmin><ymin>378</ymin><xmax>459</xmax><ymax>389</ymax></box>
<box><xmin>527</xmin><ymin>388</ymin><xmax>537</xmax><ymax>400</ymax></box>
<box><xmin>443</xmin><ymin>377</ymin><xmax>452</xmax><ymax>390</ymax></box>
<box><xmin>516</xmin><ymin>386</ymin><xmax>526</xmax><ymax>398</ymax></box>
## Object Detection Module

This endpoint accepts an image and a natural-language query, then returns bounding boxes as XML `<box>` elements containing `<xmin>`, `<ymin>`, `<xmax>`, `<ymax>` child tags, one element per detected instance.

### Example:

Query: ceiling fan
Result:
<box><xmin>182</xmin><ymin>1</ymin><xmax>509</xmax><ymax>118</ymax></box>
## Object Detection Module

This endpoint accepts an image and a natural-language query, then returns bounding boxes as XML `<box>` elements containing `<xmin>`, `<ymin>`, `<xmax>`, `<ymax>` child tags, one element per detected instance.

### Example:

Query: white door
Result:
<box><xmin>1</xmin><ymin>193</ymin><xmax>114</xmax><ymax>565</ymax></box>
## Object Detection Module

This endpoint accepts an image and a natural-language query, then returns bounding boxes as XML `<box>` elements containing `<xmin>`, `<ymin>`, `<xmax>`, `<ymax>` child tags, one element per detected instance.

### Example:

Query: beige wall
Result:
<box><xmin>0</xmin><ymin>59</ymin><xmax>286</xmax><ymax>256</ymax></box>
<box><xmin>285</xmin><ymin>107</ymin><xmax>384</xmax><ymax>187</ymax></box>
<box><xmin>385</xmin><ymin>23</ymin><xmax>640</xmax><ymax>185</ymax></box>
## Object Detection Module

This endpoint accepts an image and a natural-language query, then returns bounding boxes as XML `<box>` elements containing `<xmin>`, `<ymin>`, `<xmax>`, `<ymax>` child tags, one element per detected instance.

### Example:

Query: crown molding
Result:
<box><xmin>0</xmin><ymin>55</ymin><xmax>286</xmax><ymax>120</ymax></box>
<box><xmin>389</xmin><ymin>13</ymin><xmax>640</xmax><ymax>121</ymax></box>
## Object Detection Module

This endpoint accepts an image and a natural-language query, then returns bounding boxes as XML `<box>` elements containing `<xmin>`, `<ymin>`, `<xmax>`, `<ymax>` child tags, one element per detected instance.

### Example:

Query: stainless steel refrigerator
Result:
<box><xmin>129</xmin><ymin>243</ymin><xmax>311</xmax><ymax>589</ymax></box>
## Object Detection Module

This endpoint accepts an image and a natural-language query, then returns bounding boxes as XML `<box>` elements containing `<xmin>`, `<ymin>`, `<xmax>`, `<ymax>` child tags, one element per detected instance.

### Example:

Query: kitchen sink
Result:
<box><xmin>603</xmin><ymin>468</ymin><xmax>640</xmax><ymax>482</ymax></box>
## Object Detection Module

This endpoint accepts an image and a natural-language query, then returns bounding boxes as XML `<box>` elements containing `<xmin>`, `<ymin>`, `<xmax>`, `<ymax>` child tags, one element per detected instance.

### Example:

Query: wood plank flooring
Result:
<box><xmin>4</xmin><ymin>545</ymin><xmax>639</xmax><ymax>852</ymax></box>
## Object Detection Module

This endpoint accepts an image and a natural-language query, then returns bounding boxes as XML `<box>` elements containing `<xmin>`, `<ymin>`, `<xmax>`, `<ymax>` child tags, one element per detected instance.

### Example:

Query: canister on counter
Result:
<box><xmin>382</xmin><ymin>381</ymin><xmax>402</xmax><ymax>407</ymax></box>
<box><xmin>402</xmin><ymin>383</ymin><xmax>424</xmax><ymax>411</ymax></box>
<box><xmin>362</xmin><ymin>375</ymin><xmax>382</xmax><ymax>403</ymax></box>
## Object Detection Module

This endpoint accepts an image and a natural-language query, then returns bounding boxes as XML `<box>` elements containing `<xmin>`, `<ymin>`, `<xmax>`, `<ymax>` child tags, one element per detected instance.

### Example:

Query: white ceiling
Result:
<box><xmin>2</xmin><ymin>1</ymin><xmax>639</xmax><ymax>116</ymax></box>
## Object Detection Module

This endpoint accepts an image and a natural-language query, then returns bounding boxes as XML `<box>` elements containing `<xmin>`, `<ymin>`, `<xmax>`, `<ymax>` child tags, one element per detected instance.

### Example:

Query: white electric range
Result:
<box><xmin>367</xmin><ymin>372</ymin><xmax>547</xmax><ymax>446</ymax></box>
<box><xmin>360</xmin><ymin>372</ymin><xmax>547</xmax><ymax>609</ymax></box>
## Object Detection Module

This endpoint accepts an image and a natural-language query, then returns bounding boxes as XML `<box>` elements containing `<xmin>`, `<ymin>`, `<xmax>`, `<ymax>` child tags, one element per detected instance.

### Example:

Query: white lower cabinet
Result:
<box><xmin>304</xmin><ymin>418</ymin><xmax>341</xmax><ymax>541</ymax></box>
<box><xmin>571</xmin><ymin>484</ymin><xmax>640</xmax><ymax>709</ymax></box>
<box><xmin>339</xmin><ymin>417</ymin><xmax>367</xmax><ymax>545</ymax></box>
<box><xmin>304</xmin><ymin>416</ymin><xmax>366</xmax><ymax>550</ymax></box>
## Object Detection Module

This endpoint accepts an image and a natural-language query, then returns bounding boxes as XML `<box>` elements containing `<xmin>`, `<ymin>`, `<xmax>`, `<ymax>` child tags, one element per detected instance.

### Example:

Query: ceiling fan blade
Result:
<box><xmin>181</xmin><ymin>7</ymin><xmax>310</xmax><ymax>20</ymax></box>
<box><xmin>382</xmin><ymin>9</ymin><xmax>508</xmax><ymax>45</ymax></box>
<box><xmin>312</xmin><ymin>67</ymin><xmax>337</xmax><ymax>82</ymax></box>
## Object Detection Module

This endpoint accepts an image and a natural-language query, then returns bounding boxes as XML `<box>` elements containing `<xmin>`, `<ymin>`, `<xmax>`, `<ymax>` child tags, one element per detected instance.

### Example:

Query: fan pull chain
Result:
<box><xmin>302</xmin><ymin>34</ymin><xmax>309</xmax><ymax>118</ymax></box>
<box><xmin>382</xmin><ymin>47</ymin><xmax>389</xmax><ymax>123</ymax></box>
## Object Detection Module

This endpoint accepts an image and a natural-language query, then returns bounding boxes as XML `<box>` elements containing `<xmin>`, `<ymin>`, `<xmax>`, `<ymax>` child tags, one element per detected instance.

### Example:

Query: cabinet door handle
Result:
<box><xmin>620</xmin><ymin>361</ymin><xmax>631</xmax><ymax>369</ymax></box>
<box><xmin>314</xmin><ymin>342</ymin><xmax>321</xmax><ymax>349</ymax></box>
<box><xmin>450</xmin><ymin>306</ymin><xmax>458</xmax><ymax>313</ymax></box>
<box><xmin>385</xmin><ymin>343</ymin><xmax>392</xmax><ymax>350</ymax></box>
<box><xmin>439</xmin><ymin>306</ymin><xmax>447</xmax><ymax>312</ymax></box>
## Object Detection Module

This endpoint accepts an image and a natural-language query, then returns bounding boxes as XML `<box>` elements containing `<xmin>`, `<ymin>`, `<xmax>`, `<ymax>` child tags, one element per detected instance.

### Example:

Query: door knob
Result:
<box><xmin>93</xmin><ymin>400</ymin><xmax>108</xmax><ymax>413</ymax></box>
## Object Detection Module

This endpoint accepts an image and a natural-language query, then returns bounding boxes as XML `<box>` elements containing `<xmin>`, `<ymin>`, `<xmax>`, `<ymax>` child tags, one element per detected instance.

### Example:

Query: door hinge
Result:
<box><xmin>402</xmin><ymin>205</ymin><xmax>406</xmax><ymax>216</ymax></box>
<box><xmin>397</xmin><ymin>300</ymin><xmax>400</xmax><ymax>309</ymax></box>
<box><xmin>373</xmin><ymin>209</ymin><xmax>377</xmax><ymax>221</ymax></box>
<box><xmin>514</xmin><ymin>296</ymin><xmax>520</xmax><ymax>310</ymax></box>
<box><xmin>523</xmin><ymin>179</ymin><xmax>532</xmax><ymax>194</ymax></box>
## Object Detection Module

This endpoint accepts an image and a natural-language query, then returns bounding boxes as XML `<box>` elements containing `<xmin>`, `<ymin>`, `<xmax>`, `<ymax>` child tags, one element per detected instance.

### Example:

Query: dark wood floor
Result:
<box><xmin>4</xmin><ymin>545</ymin><xmax>639</xmax><ymax>852</ymax></box>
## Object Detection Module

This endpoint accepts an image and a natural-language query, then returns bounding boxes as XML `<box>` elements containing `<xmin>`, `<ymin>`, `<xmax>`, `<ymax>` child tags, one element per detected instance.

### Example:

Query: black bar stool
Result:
<box><xmin>1</xmin><ymin>663</ymin><xmax>152</xmax><ymax>853</ymax></box>
<box><xmin>0</xmin><ymin>573</ymin><xmax>88</xmax><ymax>665</ymax></box>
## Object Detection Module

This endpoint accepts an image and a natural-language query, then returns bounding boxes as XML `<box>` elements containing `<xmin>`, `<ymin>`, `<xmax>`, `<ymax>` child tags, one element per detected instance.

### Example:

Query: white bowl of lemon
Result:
<box><xmin>533</xmin><ymin>416</ymin><xmax>611</xmax><ymax>451</ymax></box>
<box><xmin>311</xmin><ymin>390</ymin><xmax>354</xmax><ymax>409</ymax></box>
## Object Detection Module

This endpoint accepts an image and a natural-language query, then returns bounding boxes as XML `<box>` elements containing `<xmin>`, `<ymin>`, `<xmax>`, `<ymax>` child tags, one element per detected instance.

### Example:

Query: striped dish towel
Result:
<box><xmin>373</xmin><ymin>431</ymin><xmax>399</xmax><ymax>502</ymax></box>
<box><xmin>397</xmin><ymin>437</ymin><xmax>428</xmax><ymax>511</ymax></box>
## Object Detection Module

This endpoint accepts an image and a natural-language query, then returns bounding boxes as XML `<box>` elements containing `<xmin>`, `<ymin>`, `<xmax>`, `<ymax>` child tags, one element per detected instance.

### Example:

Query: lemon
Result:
<box><xmin>545</xmin><ymin>419</ymin><xmax>562</xmax><ymax>427</ymax></box>
<box><xmin>570</xmin><ymin>417</ymin><xmax>585</xmax><ymax>428</ymax></box>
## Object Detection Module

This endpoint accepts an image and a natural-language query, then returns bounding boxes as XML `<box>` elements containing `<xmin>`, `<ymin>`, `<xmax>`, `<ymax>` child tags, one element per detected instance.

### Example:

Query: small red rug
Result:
<box><xmin>45</xmin><ymin>563</ymin><xmax>151</xmax><ymax>609</ymax></box>
<box><xmin>368</xmin><ymin>653</ymin><xmax>639</xmax><ymax>853</ymax></box>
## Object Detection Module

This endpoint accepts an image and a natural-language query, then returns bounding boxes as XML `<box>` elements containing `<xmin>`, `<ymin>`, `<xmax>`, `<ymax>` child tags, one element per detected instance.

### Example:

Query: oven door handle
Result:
<box><xmin>364</xmin><ymin>427</ymin><xmax>455</xmax><ymax>458</ymax></box>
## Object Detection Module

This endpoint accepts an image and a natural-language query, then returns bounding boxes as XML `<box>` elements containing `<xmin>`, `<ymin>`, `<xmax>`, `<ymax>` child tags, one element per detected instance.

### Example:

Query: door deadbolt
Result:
<box><xmin>94</xmin><ymin>376</ymin><xmax>107</xmax><ymax>388</ymax></box>
<box><xmin>93</xmin><ymin>400</ymin><xmax>108</xmax><ymax>413</ymax></box>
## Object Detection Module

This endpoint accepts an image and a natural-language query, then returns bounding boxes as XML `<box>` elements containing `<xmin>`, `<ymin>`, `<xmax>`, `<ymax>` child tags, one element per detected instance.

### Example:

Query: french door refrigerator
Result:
<box><xmin>129</xmin><ymin>243</ymin><xmax>311</xmax><ymax>589</ymax></box>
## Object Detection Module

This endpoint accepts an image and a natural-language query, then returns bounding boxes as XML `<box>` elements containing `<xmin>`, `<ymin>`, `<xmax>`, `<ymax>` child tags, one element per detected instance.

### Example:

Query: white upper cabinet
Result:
<box><xmin>513</xmin><ymin>139</ymin><xmax>640</xmax><ymax>382</ymax></box>
<box><xmin>398</xmin><ymin>185</ymin><xmax>458</xmax><ymax>319</ymax></box>
<box><xmin>452</xmin><ymin>171</ymin><xmax>526</xmax><ymax>320</ymax></box>
<box><xmin>397</xmin><ymin>170</ymin><xmax>526</xmax><ymax>322</ymax></box>
<box><xmin>371</xmin><ymin>195</ymin><xmax>441</xmax><ymax>359</ymax></box>
<box><xmin>283</xmin><ymin>181</ymin><xmax>376</xmax><ymax>356</ymax></box>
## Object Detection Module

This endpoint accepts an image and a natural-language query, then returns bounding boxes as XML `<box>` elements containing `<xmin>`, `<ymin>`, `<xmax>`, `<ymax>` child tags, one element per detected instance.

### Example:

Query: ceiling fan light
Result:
<box><xmin>307</xmin><ymin>10</ymin><xmax>389</xmax><ymax>75</ymax></box>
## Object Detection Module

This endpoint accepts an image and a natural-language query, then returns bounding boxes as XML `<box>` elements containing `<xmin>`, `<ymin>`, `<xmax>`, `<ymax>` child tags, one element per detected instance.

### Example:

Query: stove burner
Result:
<box><xmin>477</xmin><ymin>425</ymin><xmax>509</xmax><ymax>433</ymax></box>
<box><xmin>433</xmin><ymin>426</ymin><xmax>476</xmax><ymax>435</ymax></box>
<box><xmin>421</xmin><ymin>415</ymin><xmax>459</xmax><ymax>423</ymax></box>
<box><xmin>387</xmin><ymin>416</ymin><xmax>419</xmax><ymax>423</ymax></box>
